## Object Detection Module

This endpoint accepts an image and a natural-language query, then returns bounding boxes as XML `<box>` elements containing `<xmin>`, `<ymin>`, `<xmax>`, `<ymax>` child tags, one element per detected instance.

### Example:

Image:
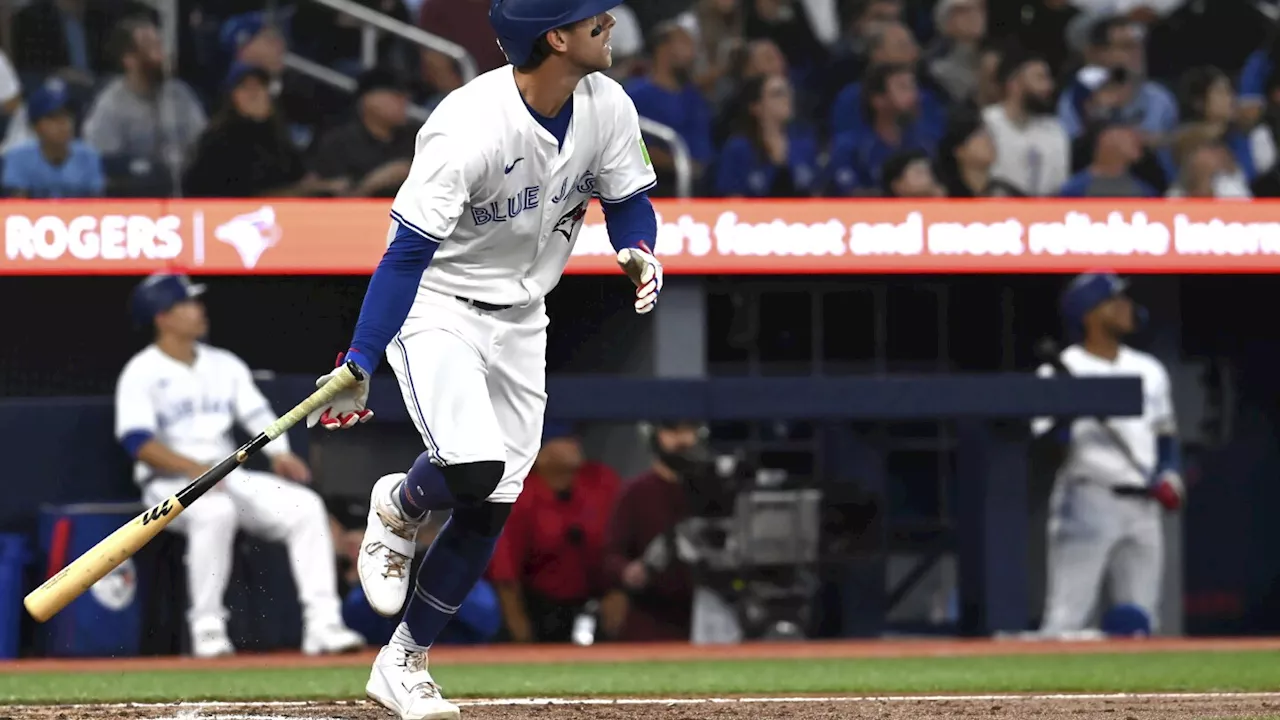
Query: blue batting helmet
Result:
<box><xmin>489</xmin><ymin>0</ymin><xmax>619</xmax><ymax>67</ymax></box>
<box><xmin>130</xmin><ymin>272</ymin><xmax>206</xmax><ymax>328</ymax></box>
<box><xmin>1059</xmin><ymin>271</ymin><xmax>1146</xmax><ymax>342</ymax></box>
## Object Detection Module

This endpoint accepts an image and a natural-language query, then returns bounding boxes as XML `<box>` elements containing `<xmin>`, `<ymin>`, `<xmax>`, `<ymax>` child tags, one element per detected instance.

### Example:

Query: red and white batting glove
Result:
<box><xmin>1148</xmin><ymin>470</ymin><xmax>1184</xmax><ymax>511</ymax></box>
<box><xmin>617</xmin><ymin>243</ymin><xmax>663</xmax><ymax>314</ymax></box>
<box><xmin>306</xmin><ymin>350</ymin><xmax>374</xmax><ymax>430</ymax></box>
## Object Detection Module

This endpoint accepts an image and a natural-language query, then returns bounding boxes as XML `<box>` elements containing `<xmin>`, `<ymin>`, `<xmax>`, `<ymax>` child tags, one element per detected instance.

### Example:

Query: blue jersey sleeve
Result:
<box><xmin>345</xmin><ymin>223</ymin><xmax>441</xmax><ymax>374</ymax></box>
<box><xmin>600</xmin><ymin>191</ymin><xmax>657</xmax><ymax>252</ymax></box>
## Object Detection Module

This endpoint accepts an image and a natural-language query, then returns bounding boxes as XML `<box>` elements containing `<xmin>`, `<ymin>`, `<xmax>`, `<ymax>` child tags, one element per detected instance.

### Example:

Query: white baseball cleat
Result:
<box><xmin>365</xmin><ymin>643</ymin><xmax>460</xmax><ymax>720</ymax></box>
<box><xmin>359</xmin><ymin>473</ymin><xmax>423</xmax><ymax>617</ymax></box>
<box><xmin>302</xmin><ymin>621</ymin><xmax>366</xmax><ymax>655</ymax></box>
<box><xmin>190</xmin><ymin>616</ymin><xmax>235</xmax><ymax>658</ymax></box>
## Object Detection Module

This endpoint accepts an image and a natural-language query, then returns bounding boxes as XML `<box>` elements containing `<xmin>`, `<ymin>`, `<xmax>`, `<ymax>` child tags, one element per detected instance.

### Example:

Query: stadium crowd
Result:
<box><xmin>0</xmin><ymin>0</ymin><xmax>1275</xmax><ymax>201</ymax></box>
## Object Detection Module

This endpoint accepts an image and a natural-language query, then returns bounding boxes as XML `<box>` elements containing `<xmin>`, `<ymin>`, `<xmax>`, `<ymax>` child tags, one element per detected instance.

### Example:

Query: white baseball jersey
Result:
<box><xmin>1032</xmin><ymin>344</ymin><xmax>1176</xmax><ymax>488</ymax></box>
<box><xmin>114</xmin><ymin>343</ymin><xmax>291</xmax><ymax>484</ymax></box>
<box><xmin>388</xmin><ymin>66</ymin><xmax>657</xmax><ymax>308</ymax></box>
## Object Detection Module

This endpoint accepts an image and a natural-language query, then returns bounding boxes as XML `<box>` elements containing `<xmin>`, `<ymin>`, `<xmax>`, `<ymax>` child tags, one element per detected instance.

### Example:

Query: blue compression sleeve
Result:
<box><xmin>600</xmin><ymin>192</ymin><xmax>657</xmax><ymax>253</ymax></box>
<box><xmin>1156</xmin><ymin>435</ymin><xmax>1182</xmax><ymax>475</ymax></box>
<box><xmin>120</xmin><ymin>430</ymin><xmax>153</xmax><ymax>458</ymax></box>
<box><xmin>347</xmin><ymin>222</ymin><xmax>440</xmax><ymax>374</ymax></box>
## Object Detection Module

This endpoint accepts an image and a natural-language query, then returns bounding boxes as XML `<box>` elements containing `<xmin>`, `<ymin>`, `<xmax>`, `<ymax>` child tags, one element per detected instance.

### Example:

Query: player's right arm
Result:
<box><xmin>114</xmin><ymin>361</ymin><xmax>206</xmax><ymax>480</ymax></box>
<box><xmin>343</xmin><ymin>121</ymin><xmax>487</xmax><ymax>376</ymax></box>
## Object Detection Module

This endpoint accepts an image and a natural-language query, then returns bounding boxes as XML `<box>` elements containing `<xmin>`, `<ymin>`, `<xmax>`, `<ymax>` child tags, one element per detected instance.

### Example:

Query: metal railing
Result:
<box><xmin>140</xmin><ymin>0</ymin><xmax>693</xmax><ymax>197</ymax></box>
<box><xmin>282</xmin><ymin>53</ymin><xmax>431</xmax><ymax>124</ymax></box>
<box><xmin>637</xmin><ymin>118</ymin><xmax>693</xmax><ymax>198</ymax></box>
<box><xmin>305</xmin><ymin>0</ymin><xmax>478</xmax><ymax>82</ymax></box>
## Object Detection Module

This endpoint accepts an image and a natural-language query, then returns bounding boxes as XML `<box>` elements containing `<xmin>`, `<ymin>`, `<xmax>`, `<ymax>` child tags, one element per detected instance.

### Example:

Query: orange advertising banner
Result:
<box><xmin>2</xmin><ymin>197</ymin><xmax>1280</xmax><ymax>275</ymax></box>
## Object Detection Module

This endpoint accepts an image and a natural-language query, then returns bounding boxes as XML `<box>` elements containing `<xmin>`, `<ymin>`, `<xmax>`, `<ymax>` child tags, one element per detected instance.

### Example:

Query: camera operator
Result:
<box><xmin>487</xmin><ymin>422</ymin><xmax>622</xmax><ymax>643</ymax></box>
<box><xmin>601</xmin><ymin>420</ymin><xmax>725</xmax><ymax>642</ymax></box>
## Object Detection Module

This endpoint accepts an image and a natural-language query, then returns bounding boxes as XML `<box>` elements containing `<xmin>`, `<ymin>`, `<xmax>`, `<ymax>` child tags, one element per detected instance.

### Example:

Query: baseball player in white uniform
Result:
<box><xmin>306</xmin><ymin>1</ymin><xmax>661</xmax><ymax>717</ymax></box>
<box><xmin>1032</xmin><ymin>272</ymin><xmax>1184</xmax><ymax>637</ymax></box>
<box><xmin>115</xmin><ymin>273</ymin><xmax>364</xmax><ymax>658</ymax></box>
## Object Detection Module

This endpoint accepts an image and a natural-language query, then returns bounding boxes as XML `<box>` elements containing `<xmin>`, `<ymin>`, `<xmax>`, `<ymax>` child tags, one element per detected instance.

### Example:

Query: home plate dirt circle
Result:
<box><xmin>6</xmin><ymin>694</ymin><xmax>1280</xmax><ymax>720</ymax></box>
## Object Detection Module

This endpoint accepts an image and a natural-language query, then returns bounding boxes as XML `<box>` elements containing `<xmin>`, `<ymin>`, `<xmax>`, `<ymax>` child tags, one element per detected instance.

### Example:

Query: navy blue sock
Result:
<box><xmin>395</xmin><ymin>513</ymin><xmax>501</xmax><ymax>649</ymax></box>
<box><xmin>395</xmin><ymin>452</ymin><xmax>454</xmax><ymax>519</ymax></box>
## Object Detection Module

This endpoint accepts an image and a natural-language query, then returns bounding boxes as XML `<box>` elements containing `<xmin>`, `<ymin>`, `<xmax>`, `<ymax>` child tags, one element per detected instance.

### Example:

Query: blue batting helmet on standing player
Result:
<box><xmin>489</xmin><ymin>0</ymin><xmax>619</xmax><ymax>67</ymax></box>
<box><xmin>129</xmin><ymin>272</ymin><xmax>206</xmax><ymax>328</ymax></box>
<box><xmin>1058</xmin><ymin>270</ymin><xmax>1148</xmax><ymax>342</ymax></box>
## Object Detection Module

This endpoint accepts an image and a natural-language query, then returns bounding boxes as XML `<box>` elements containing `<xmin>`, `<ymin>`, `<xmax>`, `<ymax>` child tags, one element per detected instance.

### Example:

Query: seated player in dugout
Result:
<box><xmin>600</xmin><ymin>420</ymin><xmax>712</xmax><ymax>642</ymax></box>
<box><xmin>486</xmin><ymin>421</ymin><xmax>622</xmax><ymax>643</ymax></box>
<box><xmin>113</xmin><ymin>272</ymin><xmax>364</xmax><ymax>658</ymax></box>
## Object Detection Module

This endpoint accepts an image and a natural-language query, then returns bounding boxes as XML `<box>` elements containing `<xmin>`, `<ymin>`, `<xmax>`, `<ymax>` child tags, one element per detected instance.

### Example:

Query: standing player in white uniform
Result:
<box><xmin>115</xmin><ymin>273</ymin><xmax>364</xmax><ymax>658</ymax></box>
<box><xmin>306</xmin><ymin>0</ymin><xmax>661</xmax><ymax>717</ymax></box>
<box><xmin>1032</xmin><ymin>272</ymin><xmax>1185</xmax><ymax>636</ymax></box>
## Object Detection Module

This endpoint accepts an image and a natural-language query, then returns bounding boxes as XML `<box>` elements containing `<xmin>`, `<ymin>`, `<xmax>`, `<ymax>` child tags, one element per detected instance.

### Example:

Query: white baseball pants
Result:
<box><xmin>142</xmin><ymin>469</ymin><xmax>344</xmax><ymax>631</ymax></box>
<box><xmin>385</xmin><ymin>288</ymin><xmax>549</xmax><ymax>504</ymax></box>
<box><xmin>1040</xmin><ymin>477</ymin><xmax>1164</xmax><ymax>634</ymax></box>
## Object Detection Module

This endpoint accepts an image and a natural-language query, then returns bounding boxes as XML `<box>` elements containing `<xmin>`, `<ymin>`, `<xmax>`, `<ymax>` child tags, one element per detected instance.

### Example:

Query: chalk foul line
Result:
<box><xmin>46</xmin><ymin>691</ymin><xmax>1280</xmax><ymax>711</ymax></box>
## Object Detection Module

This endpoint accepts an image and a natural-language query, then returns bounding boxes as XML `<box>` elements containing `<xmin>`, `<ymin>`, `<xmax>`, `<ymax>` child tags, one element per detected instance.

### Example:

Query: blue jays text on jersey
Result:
<box><xmin>470</xmin><ymin>169</ymin><xmax>597</xmax><ymax>228</ymax></box>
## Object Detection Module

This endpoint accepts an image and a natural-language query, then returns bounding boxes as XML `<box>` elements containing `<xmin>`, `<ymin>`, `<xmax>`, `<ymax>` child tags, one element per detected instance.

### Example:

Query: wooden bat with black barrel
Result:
<box><xmin>22</xmin><ymin>361</ymin><xmax>366</xmax><ymax>623</ymax></box>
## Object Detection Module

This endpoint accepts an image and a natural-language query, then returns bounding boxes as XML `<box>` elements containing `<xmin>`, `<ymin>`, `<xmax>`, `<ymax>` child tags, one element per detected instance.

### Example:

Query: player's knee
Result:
<box><xmin>291</xmin><ymin>486</ymin><xmax>327</xmax><ymax>523</ymax></box>
<box><xmin>440</xmin><ymin>460</ymin><xmax>505</xmax><ymax>506</ymax></box>
<box><xmin>449</xmin><ymin>502</ymin><xmax>513</xmax><ymax>538</ymax></box>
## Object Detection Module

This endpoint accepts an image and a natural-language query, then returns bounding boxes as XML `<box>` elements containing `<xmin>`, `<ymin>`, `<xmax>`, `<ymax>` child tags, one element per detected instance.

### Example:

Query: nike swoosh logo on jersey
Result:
<box><xmin>504</xmin><ymin>158</ymin><xmax>523</xmax><ymax>174</ymax></box>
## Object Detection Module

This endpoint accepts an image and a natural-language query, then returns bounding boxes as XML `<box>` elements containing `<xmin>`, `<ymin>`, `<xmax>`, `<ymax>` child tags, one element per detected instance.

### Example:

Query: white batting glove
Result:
<box><xmin>306</xmin><ymin>351</ymin><xmax>374</xmax><ymax>430</ymax></box>
<box><xmin>617</xmin><ymin>245</ymin><xmax>663</xmax><ymax>314</ymax></box>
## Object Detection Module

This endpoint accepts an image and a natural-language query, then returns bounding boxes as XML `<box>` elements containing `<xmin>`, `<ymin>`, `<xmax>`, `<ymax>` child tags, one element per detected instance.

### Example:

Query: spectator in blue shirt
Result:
<box><xmin>714</xmin><ymin>74</ymin><xmax>819</xmax><ymax>198</ymax></box>
<box><xmin>823</xmin><ymin>63</ymin><xmax>938</xmax><ymax>195</ymax></box>
<box><xmin>828</xmin><ymin>21</ymin><xmax>947</xmax><ymax>143</ymax></box>
<box><xmin>1056</xmin><ymin>16</ymin><xmax>1177</xmax><ymax>143</ymax></box>
<box><xmin>2</xmin><ymin>80</ymin><xmax>104</xmax><ymax>199</ymax></box>
<box><xmin>625</xmin><ymin>16</ymin><xmax>714</xmax><ymax>196</ymax></box>
<box><xmin>1060</xmin><ymin>122</ymin><xmax>1158</xmax><ymax>198</ymax></box>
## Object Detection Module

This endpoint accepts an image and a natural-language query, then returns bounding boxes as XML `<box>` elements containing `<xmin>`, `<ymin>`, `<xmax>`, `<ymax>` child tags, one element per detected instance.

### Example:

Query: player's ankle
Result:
<box><xmin>392</xmin><ymin>480</ymin><xmax>428</xmax><ymax>520</ymax></box>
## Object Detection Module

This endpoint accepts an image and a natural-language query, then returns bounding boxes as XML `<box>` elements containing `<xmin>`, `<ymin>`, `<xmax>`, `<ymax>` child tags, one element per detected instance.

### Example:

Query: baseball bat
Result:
<box><xmin>22</xmin><ymin>360</ymin><xmax>366</xmax><ymax>623</ymax></box>
<box><xmin>617</xmin><ymin>247</ymin><xmax>651</xmax><ymax>287</ymax></box>
<box><xmin>1034</xmin><ymin>337</ymin><xmax>1148</xmax><ymax>478</ymax></box>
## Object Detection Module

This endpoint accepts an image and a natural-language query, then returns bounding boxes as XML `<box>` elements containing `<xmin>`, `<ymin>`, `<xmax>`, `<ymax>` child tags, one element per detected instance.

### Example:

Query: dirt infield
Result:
<box><xmin>5</xmin><ymin>636</ymin><xmax>1280</xmax><ymax>673</ymax></box>
<box><xmin>4</xmin><ymin>695</ymin><xmax>1280</xmax><ymax>720</ymax></box>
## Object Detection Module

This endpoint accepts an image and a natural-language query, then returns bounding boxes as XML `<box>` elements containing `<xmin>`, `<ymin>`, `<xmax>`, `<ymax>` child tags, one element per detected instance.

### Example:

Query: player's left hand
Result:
<box><xmin>272</xmin><ymin>452</ymin><xmax>312</xmax><ymax>484</ymax></box>
<box><xmin>617</xmin><ymin>244</ymin><xmax>663</xmax><ymax>314</ymax></box>
<box><xmin>1149</xmin><ymin>470</ymin><xmax>1184</xmax><ymax>511</ymax></box>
